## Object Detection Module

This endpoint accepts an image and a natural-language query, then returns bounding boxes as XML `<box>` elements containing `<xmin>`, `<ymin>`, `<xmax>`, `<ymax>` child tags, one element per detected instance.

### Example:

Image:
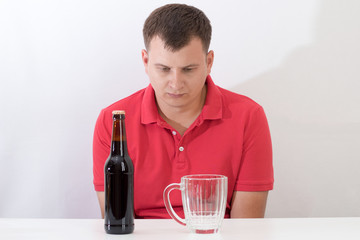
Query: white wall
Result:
<box><xmin>0</xmin><ymin>0</ymin><xmax>359</xmax><ymax>218</ymax></box>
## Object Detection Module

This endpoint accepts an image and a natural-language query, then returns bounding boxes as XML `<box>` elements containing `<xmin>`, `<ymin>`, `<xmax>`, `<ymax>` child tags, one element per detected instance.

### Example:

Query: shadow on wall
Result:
<box><xmin>233</xmin><ymin>0</ymin><xmax>360</xmax><ymax>217</ymax></box>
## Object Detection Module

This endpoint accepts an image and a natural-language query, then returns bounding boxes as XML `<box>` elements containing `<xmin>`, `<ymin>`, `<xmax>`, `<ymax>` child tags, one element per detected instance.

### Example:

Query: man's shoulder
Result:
<box><xmin>217</xmin><ymin>86</ymin><xmax>262</xmax><ymax>110</ymax></box>
<box><xmin>96</xmin><ymin>88</ymin><xmax>148</xmax><ymax>127</ymax></box>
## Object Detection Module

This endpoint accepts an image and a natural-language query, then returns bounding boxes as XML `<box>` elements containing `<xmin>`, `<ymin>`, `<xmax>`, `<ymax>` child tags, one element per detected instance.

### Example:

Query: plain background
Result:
<box><xmin>0</xmin><ymin>0</ymin><xmax>359</xmax><ymax>218</ymax></box>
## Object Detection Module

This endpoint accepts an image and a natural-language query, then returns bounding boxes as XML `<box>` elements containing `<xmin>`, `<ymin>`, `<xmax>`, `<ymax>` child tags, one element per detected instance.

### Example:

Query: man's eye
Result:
<box><xmin>161</xmin><ymin>67</ymin><xmax>170</xmax><ymax>72</ymax></box>
<box><xmin>183</xmin><ymin>68</ymin><xmax>193</xmax><ymax>72</ymax></box>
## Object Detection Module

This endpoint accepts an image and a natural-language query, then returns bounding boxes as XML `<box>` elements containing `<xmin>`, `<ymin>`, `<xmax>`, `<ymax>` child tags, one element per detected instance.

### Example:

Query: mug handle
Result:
<box><xmin>163</xmin><ymin>183</ymin><xmax>186</xmax><ymax>226</ymax></box>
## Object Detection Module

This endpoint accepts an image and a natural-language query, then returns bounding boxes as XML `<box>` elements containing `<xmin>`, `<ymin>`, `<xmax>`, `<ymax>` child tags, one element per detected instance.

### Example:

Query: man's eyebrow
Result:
<box><xmin>154</xmin><ymin>63</ymin><xmax>199</xmax><ymax>67</ymax></box>
<box><xmin>153</xmin><ymin>63</ymin><xmax>200</xmax><ymax>69</ymax></box>
<box><xmin>154</xmin><ymin>63</ymin><xmax>170</xmax><ymax>68</ymax></box>
<box><xmin>183</xmin><ymin>64</ymin><xmax>199</xmax><ymax>68</ymax></box>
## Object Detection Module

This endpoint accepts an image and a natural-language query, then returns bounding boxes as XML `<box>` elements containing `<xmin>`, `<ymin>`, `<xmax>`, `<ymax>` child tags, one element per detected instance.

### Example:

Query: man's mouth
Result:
<box><xmin>167</xmin><ymin>93</ymin><xmax>185</xmax><ymax>98</ymax></box>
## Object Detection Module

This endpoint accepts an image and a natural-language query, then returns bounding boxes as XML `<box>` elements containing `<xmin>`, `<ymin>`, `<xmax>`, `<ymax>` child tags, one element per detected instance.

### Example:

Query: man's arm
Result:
<box><xmin>96</xmin><ymin>191</ymin><xmax>105</xmax><ymax>218</ymax></box>
<box><xmin>230</xmin><ymin>191</ymin><xmax>269</xmax><ymax>218</ymax></box>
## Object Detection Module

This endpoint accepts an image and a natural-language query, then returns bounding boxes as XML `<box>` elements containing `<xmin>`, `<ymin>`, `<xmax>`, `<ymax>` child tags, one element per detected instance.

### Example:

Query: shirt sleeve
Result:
<box><xmin>92</xmin><ymin>109</ymin><xmax>111</xmax><ymax>192</ymax></box>
<box><xmin>235</xmin><ymin>106</ymin><xmax>274</xmax><ymax>191</ymax></box>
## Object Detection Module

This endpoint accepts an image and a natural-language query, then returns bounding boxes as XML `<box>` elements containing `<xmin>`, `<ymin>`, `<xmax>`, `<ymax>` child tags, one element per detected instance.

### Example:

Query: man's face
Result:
<box><xmin>142</xmin><ymin>36</ymin><xmax>214</xmax><ymax>112</ymax></box>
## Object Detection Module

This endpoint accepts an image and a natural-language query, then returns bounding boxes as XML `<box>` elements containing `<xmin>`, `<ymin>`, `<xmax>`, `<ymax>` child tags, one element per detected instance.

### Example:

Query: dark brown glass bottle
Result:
<box><xmin>104</xmin><ymin>110</ymin><xmax>134</xmax><ymax>234</ymax></box>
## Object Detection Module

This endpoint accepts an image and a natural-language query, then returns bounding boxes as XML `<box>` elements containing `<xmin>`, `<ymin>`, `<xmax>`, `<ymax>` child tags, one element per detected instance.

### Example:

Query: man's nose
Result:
<box><xmin>168</xmin><ymin>70</ymin><xmax>184</xmax><ymax>90</ymax></box>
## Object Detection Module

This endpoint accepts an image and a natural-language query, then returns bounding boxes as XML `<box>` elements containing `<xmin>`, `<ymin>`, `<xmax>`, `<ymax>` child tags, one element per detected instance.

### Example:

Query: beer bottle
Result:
<box><xmin>104</xmin><ymin>110</ymin><xmax>134</xmax><ymax>234</ymax></box>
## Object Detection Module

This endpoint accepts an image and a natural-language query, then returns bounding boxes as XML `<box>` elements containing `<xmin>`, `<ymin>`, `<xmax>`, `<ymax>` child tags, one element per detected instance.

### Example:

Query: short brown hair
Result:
<box><xmin>143</xmin><ymin>4</ymin><xmax>212</xmax><ymax>52</ymax></box>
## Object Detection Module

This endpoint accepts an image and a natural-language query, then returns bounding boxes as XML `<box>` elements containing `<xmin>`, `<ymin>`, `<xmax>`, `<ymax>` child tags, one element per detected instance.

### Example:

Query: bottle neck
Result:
<box><xmin>111</xmin><ymin>140</ymin><xmax>128</xmax><ymax>156</ymax></box>
<box><xmin>110</xmin><ymin>115</ymin><xmax>128</xmax><ymax>157</ymax></box>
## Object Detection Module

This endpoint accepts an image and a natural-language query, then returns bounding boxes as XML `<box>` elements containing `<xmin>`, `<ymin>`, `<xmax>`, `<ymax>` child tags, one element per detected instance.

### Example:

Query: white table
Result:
<box><xmin>1</xmin><ymin>218</ymin><xmax>359</xmax><ymax>240</ymax></box>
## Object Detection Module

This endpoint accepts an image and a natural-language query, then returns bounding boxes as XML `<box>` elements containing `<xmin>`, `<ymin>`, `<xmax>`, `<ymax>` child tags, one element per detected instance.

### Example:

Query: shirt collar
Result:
<box><xmin>141</xmin><ymin>84</ymin><xmax>158</xmax><ymax>124</ymax></box>
<box><xmin>141</xmin><ymin>75</ymin><xmax>223</xmax><ymax>125</ymax></box>
<box><xmin>201</xmin><ymin>75</ymin><xmax>223</xmax><ymax>120</ymax></box>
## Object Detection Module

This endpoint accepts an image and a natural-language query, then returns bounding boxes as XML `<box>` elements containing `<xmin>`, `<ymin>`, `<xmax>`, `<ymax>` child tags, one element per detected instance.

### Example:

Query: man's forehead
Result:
<box><xmin>147</xmin><ymin>35</ymin><xmax>204</xmax><ymax>53</ymax></box>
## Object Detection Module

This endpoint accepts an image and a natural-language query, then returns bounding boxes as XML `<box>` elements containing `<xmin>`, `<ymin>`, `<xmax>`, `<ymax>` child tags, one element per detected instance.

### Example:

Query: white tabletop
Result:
<box><xmin>0</xmin><ymin>218</ymin><xmax>359</xmax><ymax>240</ymax></box>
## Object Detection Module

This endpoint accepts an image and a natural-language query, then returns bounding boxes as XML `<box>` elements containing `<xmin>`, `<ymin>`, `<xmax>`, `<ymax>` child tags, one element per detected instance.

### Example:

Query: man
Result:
<box><xmin>93</xmin><ymin>4</ymin><xmax>273</xmax><ymax>219</ymax></box>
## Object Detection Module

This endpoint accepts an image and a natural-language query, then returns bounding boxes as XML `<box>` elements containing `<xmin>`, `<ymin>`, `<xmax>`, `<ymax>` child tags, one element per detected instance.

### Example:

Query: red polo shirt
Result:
<box><xmin>93</xmin><ymin>76</ymin><xmax>273</xmax><ymax>219</ymax></box>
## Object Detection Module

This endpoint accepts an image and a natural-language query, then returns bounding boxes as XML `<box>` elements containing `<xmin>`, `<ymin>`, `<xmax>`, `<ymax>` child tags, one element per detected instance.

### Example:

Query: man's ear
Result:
<box><xmin>206</xmin><ymin>50</ymin><xmax>214</xmax><ymax>75</ymax></box>
<box><xmin>141</xmin><ymin>49</ymin><xmax>149</xmax><ymax>74</ymax></box>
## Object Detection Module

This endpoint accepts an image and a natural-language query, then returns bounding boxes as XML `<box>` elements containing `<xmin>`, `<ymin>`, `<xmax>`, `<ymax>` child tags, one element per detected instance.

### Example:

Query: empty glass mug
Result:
<box><xmin>163</xmin><ymin>174</ymin><xmax>228</xmax><ymax>234</ymax></box>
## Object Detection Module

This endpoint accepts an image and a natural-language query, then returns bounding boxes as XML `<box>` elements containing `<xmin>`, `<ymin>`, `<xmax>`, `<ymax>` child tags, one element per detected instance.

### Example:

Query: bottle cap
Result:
<box><xmin>112</xmin><ymin>110</ymin><xmax>125</xmax><ymax>115</ymax></box>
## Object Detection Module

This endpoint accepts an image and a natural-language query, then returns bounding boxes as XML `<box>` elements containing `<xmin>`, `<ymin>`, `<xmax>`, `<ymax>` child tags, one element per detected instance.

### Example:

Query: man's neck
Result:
<box><xmin>157</xmin><ymin>85</ymin><xmax>207</xmax><ymax>135</ymax></box>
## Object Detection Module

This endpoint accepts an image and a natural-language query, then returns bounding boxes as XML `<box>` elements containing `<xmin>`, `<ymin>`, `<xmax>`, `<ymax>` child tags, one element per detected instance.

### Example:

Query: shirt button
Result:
<box><xmin>172</xmin><ymin>131</ymin><xmax>177</xmax><ymax>136</ymax></box>
<box><xmin>179</xmin><ymin>146</ymin><xmax>184</xmax><ymax>152</ymax></box>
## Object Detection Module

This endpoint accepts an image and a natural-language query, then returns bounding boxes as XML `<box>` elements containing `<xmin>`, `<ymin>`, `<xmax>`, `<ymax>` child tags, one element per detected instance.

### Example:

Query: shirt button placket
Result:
<box><xmin>177</xmin><ymin>136</ymin><xmax>186</xmax><ymax>169</ymax></box>
<box><xmin>170</xmin><ymin>129</ymin><xmax>186</xmax><ymax>169</ymax></box>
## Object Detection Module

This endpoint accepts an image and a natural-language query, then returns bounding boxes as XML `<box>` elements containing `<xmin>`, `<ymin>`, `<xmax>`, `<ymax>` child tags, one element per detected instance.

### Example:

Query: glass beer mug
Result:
<box><xmin>164</xmin><ymin>174</ymin><xmax>228</xmax><ymax>234</ymax></box>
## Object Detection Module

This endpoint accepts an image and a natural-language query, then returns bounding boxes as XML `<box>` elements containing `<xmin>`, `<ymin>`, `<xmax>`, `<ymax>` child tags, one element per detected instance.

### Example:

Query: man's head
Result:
<box><xmin>141</xmin><ymin>4</ymin><xmax>214</xmax><ymax>113</ymax></box>
<box><xmin>143</xmin><ymin>4</ymin><xmax>212</xmax><ymax>53</ymax></box>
